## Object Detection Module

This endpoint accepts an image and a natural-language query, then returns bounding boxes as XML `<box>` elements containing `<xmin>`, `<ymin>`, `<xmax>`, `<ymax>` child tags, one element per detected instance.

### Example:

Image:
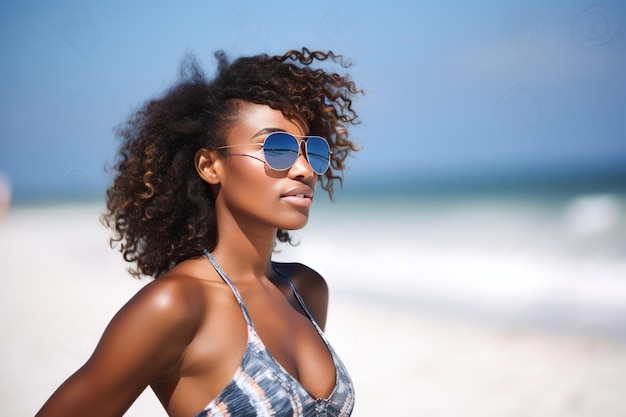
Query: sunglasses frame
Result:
<box><xmin>215</xmin><ymin>131</ymin><xmax>332</xmax><ymax>175</ymax></box>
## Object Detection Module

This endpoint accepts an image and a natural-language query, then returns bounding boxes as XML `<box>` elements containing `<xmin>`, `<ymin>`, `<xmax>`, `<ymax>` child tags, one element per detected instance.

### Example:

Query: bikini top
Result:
<box><xmin>195</xmin><ymin>251</ymin><xmax>354</xmax><ymax>417</ymax></box>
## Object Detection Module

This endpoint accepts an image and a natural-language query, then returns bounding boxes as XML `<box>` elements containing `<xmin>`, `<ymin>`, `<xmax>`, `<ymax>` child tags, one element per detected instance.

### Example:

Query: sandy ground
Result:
<box><xmin>1</xmin><ymin>201</ymin><xmax>626</xmax><ymax>417</ymax></box>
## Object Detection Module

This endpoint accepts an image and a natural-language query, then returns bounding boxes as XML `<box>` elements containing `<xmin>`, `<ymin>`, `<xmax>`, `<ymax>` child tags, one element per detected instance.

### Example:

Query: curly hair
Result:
<box><xmin>102</xmin><ymin>48</ymin><xmax>362</xmax><ymax>279</ymax></box>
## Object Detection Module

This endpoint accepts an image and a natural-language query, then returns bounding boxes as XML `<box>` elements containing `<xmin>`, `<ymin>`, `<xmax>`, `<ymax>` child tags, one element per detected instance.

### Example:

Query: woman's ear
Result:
<box><xmin>194</xmin><ymin>148</ymin><xmax>222</xmax><ymax>184</ymax></box>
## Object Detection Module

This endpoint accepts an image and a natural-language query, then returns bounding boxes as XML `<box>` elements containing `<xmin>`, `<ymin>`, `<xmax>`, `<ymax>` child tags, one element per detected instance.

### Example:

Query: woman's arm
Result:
<box><xmin>35</xmin><ymin>278</ymin><xmax>203</xmax><ymax>417</ymax></box>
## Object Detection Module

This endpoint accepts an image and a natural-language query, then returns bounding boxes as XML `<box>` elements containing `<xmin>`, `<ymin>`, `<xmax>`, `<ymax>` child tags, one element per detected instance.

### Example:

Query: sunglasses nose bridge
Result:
<box><xmin>287</xmin><ymin>137</ymin><xmax>314</xmax><ymax>176</ymax></box>
<box><xmin>297</xmin><ymin>139</ymin><xmax>306</xmax><ymax>158</ymax></box>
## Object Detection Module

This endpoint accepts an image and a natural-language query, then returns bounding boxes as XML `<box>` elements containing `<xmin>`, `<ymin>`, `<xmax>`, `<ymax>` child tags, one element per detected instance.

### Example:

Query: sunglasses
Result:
<box><xmin>216</xmin><ymin>131</ymin><xmax>332</xmax><ymax>175</ymax></box>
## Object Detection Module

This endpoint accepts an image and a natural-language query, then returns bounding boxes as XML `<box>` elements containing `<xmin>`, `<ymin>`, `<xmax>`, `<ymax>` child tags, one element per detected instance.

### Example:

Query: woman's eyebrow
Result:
<box><xmin>251</xmin><ymin>127</ymin><xmax>284</xmax><ymax>138</ymax></box>
<box><xmin>248</xmin><ymin>127</ymin><xmax>289</xmax><ymax>141</ymax></box>
<box><xmin>251</xmin><ymin>127</ymin><xmax>314</xmax><ymax>139</ymax></box>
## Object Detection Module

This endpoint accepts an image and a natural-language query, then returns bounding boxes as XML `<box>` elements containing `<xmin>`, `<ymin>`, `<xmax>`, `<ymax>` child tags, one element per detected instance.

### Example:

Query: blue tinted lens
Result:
<box><xmin>263</xmin><ymin>132</ymin><xmax>299</xmax><ymax>170</ymax></box>
<box><xmin>262</xmin><ymin>132</ymin><xmax>331</xmax><ymax>174</ymax></box>
<box><xmin>305</xmin><ymin>136</ymin><xmax>331</xmax><ymax>175</ymax></box>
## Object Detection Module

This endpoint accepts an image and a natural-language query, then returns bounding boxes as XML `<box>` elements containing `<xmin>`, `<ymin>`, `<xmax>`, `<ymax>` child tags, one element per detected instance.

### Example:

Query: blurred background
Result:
<box><xmin>1</xmin><ymin>1</ymin><xmax>625</xmax><ymax>416</ymax></box>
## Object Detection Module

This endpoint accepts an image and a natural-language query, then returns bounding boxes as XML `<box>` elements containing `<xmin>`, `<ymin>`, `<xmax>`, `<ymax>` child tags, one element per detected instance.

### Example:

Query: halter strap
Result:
<box><xmin>203</xmin><ymin>250</ymin><xmax>254</xmax><ymax>328</ymax></box>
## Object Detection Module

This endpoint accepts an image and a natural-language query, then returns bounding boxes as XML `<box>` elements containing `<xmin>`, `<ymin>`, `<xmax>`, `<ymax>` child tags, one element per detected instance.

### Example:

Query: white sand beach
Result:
<box><xmin>2</xmin><ymin>196</ymin><xmax>626</xmax><ymax>417</ymax></box>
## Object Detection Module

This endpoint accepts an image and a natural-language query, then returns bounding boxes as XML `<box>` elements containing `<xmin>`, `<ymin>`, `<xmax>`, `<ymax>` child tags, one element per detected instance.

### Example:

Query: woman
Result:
<box><xmin>35</xmin><ymin>48</ymin><xmax>361</xmax><ymax>417</ymax></box>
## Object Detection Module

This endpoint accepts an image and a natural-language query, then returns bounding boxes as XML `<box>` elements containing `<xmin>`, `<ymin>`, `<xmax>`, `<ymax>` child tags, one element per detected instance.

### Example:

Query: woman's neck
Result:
<box><xmin>211</xmin><ymin>217</ymin><xmax>278</xmax><ymax>281</ymax></box>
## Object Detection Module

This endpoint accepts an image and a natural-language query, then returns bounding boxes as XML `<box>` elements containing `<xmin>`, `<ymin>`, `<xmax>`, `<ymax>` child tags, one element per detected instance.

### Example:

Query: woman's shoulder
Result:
<box><xmin>120</xmin><ymin>258</ymin><xmax>219</xmax><ymax>332</ymax></box>
<box><xmin>272</xmin><ymin>261</ymin><xmax>328</xmax><ymax>293</ymax></box>
<box><xmin>272</xmin><ymin>261</ymin><xmax>330</xmax><ymax>329</ymax></box>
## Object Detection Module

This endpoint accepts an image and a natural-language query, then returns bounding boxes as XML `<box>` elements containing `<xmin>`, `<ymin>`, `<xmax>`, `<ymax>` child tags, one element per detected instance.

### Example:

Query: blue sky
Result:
<box><xmin>1</xmin><ymin>0</ymin><xmax>625</xmax><ymax>201</ymax></box>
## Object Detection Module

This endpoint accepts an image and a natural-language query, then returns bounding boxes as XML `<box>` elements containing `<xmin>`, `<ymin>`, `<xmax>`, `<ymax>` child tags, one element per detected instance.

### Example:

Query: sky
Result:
<box><xmin>1</xmin><ymin>0</ymin><xmax>625</xmax><ymax>202</ymax></box>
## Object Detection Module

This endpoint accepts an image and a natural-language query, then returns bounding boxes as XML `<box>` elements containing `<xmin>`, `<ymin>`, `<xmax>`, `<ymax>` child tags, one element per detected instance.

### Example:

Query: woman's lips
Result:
<box><xmin>281</xmin><ymin>185</ymin><xmax>314</xmax><ymax>206</ymax></box>
<box><xmin>281</xmin><ymin>185</ymin><xmax>314</xmax><ymax>199</ymax></box>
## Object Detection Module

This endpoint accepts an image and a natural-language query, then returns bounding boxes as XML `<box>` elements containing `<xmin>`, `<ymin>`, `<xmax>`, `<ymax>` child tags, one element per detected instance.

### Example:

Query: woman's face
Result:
<box><xmin>213</xmin><ymin>102</ymin><xmax>318</xmax><ymax>232</ymax></box>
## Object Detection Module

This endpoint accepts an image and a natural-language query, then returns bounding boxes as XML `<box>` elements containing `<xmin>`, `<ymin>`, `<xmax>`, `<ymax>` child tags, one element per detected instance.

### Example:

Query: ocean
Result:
<box><xmin>279</xmin><ymin>184</ymin><xmax>626</xmax><ymax>341</ymax></box>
